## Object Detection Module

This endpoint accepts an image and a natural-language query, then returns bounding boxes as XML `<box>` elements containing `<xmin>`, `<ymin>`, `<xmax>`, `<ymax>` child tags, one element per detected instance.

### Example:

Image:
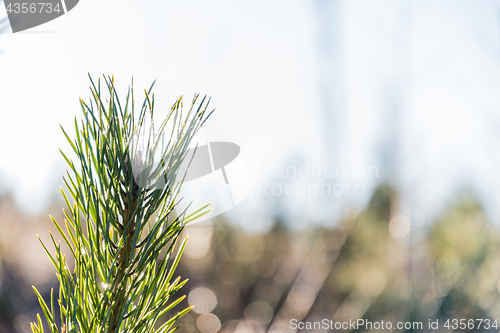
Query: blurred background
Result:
<box><xmin>2</xmin><ymin>0</ymin><xmax>500</xmax><ymax>332</ymax></box>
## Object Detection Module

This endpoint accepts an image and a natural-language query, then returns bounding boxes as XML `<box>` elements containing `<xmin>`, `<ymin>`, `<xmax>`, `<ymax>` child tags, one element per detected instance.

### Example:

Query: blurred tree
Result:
<box><xmin>428</xmin><ymin>193</ymin><xmax>500</xmax><ymax>326</ymax></box>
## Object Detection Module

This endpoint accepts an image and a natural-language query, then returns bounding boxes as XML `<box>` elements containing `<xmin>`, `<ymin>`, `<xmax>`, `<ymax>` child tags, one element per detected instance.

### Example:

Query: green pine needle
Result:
<box><xmin>32</xmin><ymin>75</ymin><xmax>213</xmax><ymax>333</ymax></box>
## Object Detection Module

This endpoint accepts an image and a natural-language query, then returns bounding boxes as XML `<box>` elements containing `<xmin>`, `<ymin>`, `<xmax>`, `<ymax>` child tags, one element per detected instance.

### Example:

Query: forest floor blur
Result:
<box><xmin>0</xmin><ymin>183</ymin><xmax>498</xmax><ymax>333</ymax></box>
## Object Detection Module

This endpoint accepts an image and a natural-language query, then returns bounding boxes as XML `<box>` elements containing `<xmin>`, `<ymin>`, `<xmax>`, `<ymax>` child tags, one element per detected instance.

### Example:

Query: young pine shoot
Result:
<box><xmin>31</xmin><ymin>75</ymin><xmax>213</xmax><ymax>333</ymax></box>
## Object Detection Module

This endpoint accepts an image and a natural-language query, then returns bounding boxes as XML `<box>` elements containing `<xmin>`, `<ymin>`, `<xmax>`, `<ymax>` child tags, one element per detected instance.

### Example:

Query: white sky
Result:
<box><xmin>1</xmin><ymin>0</ymin><xmax>500</xmax><ymax>232</ymax></box>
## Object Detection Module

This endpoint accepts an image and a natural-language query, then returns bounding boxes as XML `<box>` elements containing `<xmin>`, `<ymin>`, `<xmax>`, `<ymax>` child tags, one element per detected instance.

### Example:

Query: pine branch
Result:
<box><xmin>31</xmin><ymin>75</ymin><xmax>213</xmax><ymax>333</ymax></box>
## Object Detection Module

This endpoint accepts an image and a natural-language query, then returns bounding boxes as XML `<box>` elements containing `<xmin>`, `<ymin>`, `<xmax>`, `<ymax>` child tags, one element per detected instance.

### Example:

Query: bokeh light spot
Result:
<box><xmin>196</xmin><ymin>313</ymin><xmax>221</xmax><ymax>333</ymax></box>
<box><xmin>389</xmin><ymin>215</ymin><xmax>411</xmax><ymax>239</ymax></box>
<box><xmin>188</xmin><ymin>286</ymin><xmax>218</xmax><ymax>314</ymax></box>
